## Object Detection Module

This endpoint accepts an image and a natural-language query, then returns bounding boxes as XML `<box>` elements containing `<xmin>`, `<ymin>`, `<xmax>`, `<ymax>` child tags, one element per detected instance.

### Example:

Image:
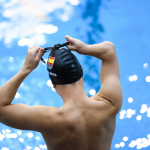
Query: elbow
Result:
<box><xmin>102</xmin><ymin>41</ymin><xmax>116</xmax><ymax>60</ymax></box>
<box><xmin>103</xmin><ymin>41</ymin><xmax>116</xmax><ymax>54</ymax></box>
<box><xmin>0</xmin><ymin>106</ymin><xmax>5</xmax><ymax>121</ymax></box>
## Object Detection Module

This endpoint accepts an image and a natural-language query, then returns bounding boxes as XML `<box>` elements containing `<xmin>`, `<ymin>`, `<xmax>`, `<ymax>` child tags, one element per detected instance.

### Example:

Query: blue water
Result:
<box><xmin>0</xmin><ymin>0</ymin><xmax>150</xmax><ymax>149</ymax></box>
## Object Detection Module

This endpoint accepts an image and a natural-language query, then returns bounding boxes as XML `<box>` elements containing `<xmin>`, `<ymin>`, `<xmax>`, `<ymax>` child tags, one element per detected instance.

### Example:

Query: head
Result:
<box><xmin>47</xmin><ymin>48</ymin><xmax>83</xmax><ymax>95</ymax></box>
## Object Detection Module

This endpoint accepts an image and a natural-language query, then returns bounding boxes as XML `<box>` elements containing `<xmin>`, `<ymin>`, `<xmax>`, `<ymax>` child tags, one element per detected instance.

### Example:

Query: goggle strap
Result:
<box><xmin>41</xmin><ymin>42</ymin><xmax>70</xmax><ymax>64</ymax></box>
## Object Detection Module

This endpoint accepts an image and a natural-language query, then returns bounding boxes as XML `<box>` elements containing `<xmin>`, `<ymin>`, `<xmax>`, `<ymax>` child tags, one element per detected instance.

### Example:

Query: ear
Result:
<box><xmin>53</xmin><ymin>85</ymin><xmax>56</xmax><ymax>88</ymax></box>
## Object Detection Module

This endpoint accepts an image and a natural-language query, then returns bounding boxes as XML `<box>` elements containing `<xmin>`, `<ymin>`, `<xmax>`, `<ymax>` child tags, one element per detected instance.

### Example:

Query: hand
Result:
<box><xmin>65</xmin><ymin>35</ymin><xmax>87</xmax><ymax>54</ymax></box>
<box><xmin>22</xmin><ymin>46</ymin><xmax>44</xmax><ymax>73</ymax></box>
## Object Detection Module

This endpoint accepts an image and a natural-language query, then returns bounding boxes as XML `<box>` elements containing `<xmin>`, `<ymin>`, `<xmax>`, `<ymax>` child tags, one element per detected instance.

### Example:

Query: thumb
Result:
<box><xmin>36</xmin><ymin>48</ymin><xmax>44</xmax><ymax>61</ymax></box>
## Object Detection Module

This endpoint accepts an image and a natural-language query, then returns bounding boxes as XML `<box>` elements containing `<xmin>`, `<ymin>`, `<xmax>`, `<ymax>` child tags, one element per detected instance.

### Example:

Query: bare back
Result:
<box><xmin>0</xmin><ymin>40</ymin><xmax>122</xmax><ymax>150</ymax></box>
<box><xmin>42</xmin><ymin>97</ymin><xmax>116</xmax><ymax>150</ymax></box>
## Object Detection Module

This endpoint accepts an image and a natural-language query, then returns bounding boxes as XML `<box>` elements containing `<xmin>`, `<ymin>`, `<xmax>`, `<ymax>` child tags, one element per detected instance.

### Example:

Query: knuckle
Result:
<box><xmin>35</xmin><ymin>59</ymin><xmax>39</xmax><ymax>63</ymax></box>
<box><xmin>28</xmin><ymin>47</ymin><xmax>32</xmax><ymax>50</ymax></box>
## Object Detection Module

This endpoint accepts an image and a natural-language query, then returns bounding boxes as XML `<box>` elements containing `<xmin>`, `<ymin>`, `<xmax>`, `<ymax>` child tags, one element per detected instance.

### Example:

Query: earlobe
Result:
<box><xmin>53</xmin><ymin>85</ymin><xmax>56</xmax><ymax>88</ymax></box>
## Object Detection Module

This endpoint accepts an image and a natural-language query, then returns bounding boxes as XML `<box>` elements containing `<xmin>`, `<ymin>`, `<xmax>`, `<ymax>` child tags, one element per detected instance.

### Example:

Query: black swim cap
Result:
<box><xmin>47</xmin><ymin>48</ymin><xmax>83</xmax><ymax>85</ymax></box>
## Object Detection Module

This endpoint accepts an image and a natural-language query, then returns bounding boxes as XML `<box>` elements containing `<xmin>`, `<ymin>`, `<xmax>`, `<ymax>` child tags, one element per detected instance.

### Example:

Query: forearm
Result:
<box><xmin>65</xmin><ymin>36</ymin><xmax>115</xmax><ymax>60</ymax></box>
<box><xmin>0</xmin><ymin>68</ymin><xmax>30</xmax><ymax>107</ymax></box>
<box><xmin>83</xmin><ymin>41</ymin><xmax>116</xmax><ymax>61</ymax></box>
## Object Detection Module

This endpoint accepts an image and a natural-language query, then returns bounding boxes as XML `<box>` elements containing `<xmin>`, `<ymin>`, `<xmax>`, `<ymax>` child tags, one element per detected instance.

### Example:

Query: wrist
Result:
<box><xmin>78</xmin><ymin>43</ymin><xmax>89</xmax><ymax>55</ymax></box>
<box><xmin>20</xmin><ymin>66</ymin><xmax>32</xmax><ymax>75</ymax></box>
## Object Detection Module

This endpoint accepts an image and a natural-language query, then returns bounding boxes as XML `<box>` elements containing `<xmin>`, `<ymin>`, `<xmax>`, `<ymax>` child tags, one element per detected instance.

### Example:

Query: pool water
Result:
<box><xmin>0</xmin><ymin>0</ymin><xmax>150</xmax><ymax>150</ymax></box>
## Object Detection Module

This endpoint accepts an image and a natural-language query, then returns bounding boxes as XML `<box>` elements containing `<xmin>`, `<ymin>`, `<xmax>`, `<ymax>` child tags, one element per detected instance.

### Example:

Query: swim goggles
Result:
<box><xmin>41</xmin><ymin>42</ymin><xmax>70</xmax><ymax>64</ymax></box>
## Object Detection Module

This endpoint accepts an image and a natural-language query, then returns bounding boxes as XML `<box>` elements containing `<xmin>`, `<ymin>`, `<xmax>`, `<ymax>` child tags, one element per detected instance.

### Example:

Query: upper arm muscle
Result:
<box><xmin>95</xmin><ymin>49</ymin><xmax>123</xmax><ymax>114</ymax></box>
<box><xmin>0</xmin><ymin>104</ymin><xmax>58</xmax><ymax>132</ymax></box>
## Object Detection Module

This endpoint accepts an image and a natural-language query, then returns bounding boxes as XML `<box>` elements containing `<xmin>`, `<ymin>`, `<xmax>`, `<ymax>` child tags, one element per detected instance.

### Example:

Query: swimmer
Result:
<box><xmin>0</xmin><ymin>35</ymin><xmax>123</xmax><ymax>150</ymax></box>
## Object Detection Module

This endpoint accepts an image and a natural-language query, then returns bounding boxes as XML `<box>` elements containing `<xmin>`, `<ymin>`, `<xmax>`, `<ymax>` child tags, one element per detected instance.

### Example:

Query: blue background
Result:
<box><xmin>0</xmin><ymin>0</ymin><xmax>150</xmax><ymax>149</ymax></box>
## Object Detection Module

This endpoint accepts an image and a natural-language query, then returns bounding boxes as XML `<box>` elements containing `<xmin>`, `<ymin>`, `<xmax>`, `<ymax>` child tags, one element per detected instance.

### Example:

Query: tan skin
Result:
<box><xmin>0</xmin><ymin>35</ymin><xmax>123</xmax><ymax>150</ymax></box>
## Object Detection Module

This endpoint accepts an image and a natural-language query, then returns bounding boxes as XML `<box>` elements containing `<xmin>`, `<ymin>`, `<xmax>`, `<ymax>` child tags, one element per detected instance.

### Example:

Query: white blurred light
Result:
<box><xmin>147</xmin><ymin>107</ymin><xmax>150</xmax><ymax>113</ymax></box>
<box><xmin>136</xmin><ymin>138</ymin><xmax>142</xmax><ymax>145</ymax></box>
<box><xmin>2</xmin><ymin>148</ymin><xmax>9</xmax><ymax>150</ymax></box>
<box><xmin>35</xmin><ymin>24</ymin><xmax>58</xmax><ymax>34</ymax></box>
<box><xmin>39</xmin><ymin>145</ymin><xmax>47</xmax><ymax>149</ymax></box>
<box><xmin>69</xmin><ymin>0</ymin><xmax>80</xmax><ymax>5</ymax></box>
<box><xmin>140</xmin><ymin>138</ymin><xmax>149</xmax><ymax>148</ymax></box>
<box><xmin>6</xmin><ymin>133</ymin><xmax>17</xmax><ymax>138</ymax></box>
<box><xmin>129</xmin><ymin>75</ymin><xmax>138</xmax><ymax>82</ymax></box>
<box><xmin>132</xmin><ymin>75</ymin><xmax>138</xmax><ymax>81</ymax></box>
<box><xmin>20</xmin><ymin>83</ymin><xmax>24</xmax><ymax>88</ymax></box>
<box><xmin>129</xmin><ymin>76</ymin><xmax>133</xmax><ymax>82</ymax></box>
<box><xmin>137</xmin><ymin>144</ymin><xmax>142</xmax><ymax>149</ymax></box>
<box><xmin>120</xmin><ymin>142</ymin><xmax>125</xmax><ymax>147</ymax></box>
<box><xmin>147</xmin><ymin>113</ymin><xmax>150</xmax><ymax>118</ymax></box>
<box><xmin>15</xmin><ymin>93</ymin><xmax>20</xmax><ymax>98</ymax></box>
<box><xmin>35</xmin><ymin>136</ymin><xmax>40</xmax><ymax>140</ymax></box>
<box><xmin>34</xmin><ymin>147</ymin><xmax>40</xmax><ymax>150</ymax></box>
<box><xmin>18</xmin><ymin>38</ymin><xmax>34</xmax><ymax>47</ymax></box>
<box><xmin>9</xmin><ymin>57</ymin><xmax>14</xmax><ymax>63</ymax></box>
<box><xmin>128</xmin><ymin>97</ymin><xmax>133</xmax><ymax>103</ymax></box>
<box><xmin>126</xmin><ymin>113</ymin><xmax>132</xmax><ymax>118</ymax></box>
<box><xmin>6</xmin><ymin>129</ymin><xmax>11</xmax><ymax>133</ymax></box>
<box><xmin>0</xmin><ymin>133</ymin><xmax>5</xmax><ymax>141</ymax></box>
<box><xmin>47</xmin><ymin>80</ymin><xmax>56</xmax><ymax>92</ymax></box>
<box><xmin>140</xmin><ymin>109</ymin><xmax>146</xmax><ymax>114</ymax></box>
<box><xmin>129</xmin><ymin>140</ymin><xmax>136</xmax><ymax>148</ymax></box>
<box><xmin>123</xmin><ymin>136</ymin><xmax>128</xmax><ymax>141</ymax></box>
<box><xmin>3</xmin><ymin>10</ymin><xmax>13</xmax><ymax>18</ymax></box>
<box><xmin>140</xmin><ymin>104</ymin><xmax>148</xmax><ymax>113</ymax></box>
<box><xmin>27</xmin><ymin>133</ymin><xmax>33</xmax><ymax>138</ymax></box>
<box><xmin>136</xmin><ymin>115</ymin><xmax>142</xmax><ymax>121</ymax></box>
<box><xmin>119</xmin><ymin>115</ymin><xmax>124</xmax><ymax>119</ymax></box>
<box><xmin>147</xmin><ymin>134</ymin><xmax>150</xmax><ymax>139</ymax></box>
<box><xmin>146</xmin><ymin>76</ymin><xmax>150</xmax><ymax>82</ymax></box>
<box><xmin>52</xmin><ymin>87</ymin><xmax>56</xmax><ymax>92</ymax></box>
<box><xmin>12</xmin><ymin>133</ymin><xmax>17</xmax><ymax>138</ymax></box>
<box><xmin>147</xmin><ymin>139</ymin><xmax>150</xmax><ymax>146</ymax></box>
<box><xmin>142</xmin><ymin>138</ymin><xmax>147</xmax><ymax>142</ymax></box>
<box><xmin>4</xmin><ymin>38</ymin><xmax>12</xmax><ymax>44</ymax></box>
<box><xmin>0</xmin><ymin>0</ymin><xmax>76</xmax><ymax>48</ymax></box>
<box><xmin>120</xmin><ymin>110</ymin><xmax>126</xmax><ymax>115</ymax></box>
<box><xmin>26</xmin><ymin>146</ymin><xmax>32</xmax><ymax>150</ymax></box>
<box><xmin>61</xmin><ymin>15</ymin><xmax>69</xmax><ymax>22</ymax></box>
<box><xmin>30</xmin><ymin>34</ymin><xmax>47</xmax><ymax>46</ymax></box>
<box><xmin>141</xmin><ymin>104</ymin><xmax>148</xmax><ymax>110</ymax></box>
<box><xmin>17</xmin><ymin>130</ymin><xmax>22</xmax><ymax>135</ymax></box>
<box><xmin>132</xmin><ymin>110</ymin><xmax>136</xmax><ymax>115</ymax></box>
<box><xmin>127</xmin><ymin>109</ymin><xmax>133</xmax><ymax>114</ymax></box>
<box><xmin>143</xmin><ymin>63</ymin><xmax>148</xmax><ymax>69</ymax></box>
<box><xmin>47</xmin><ymin>80</ymin><xmax>53</xmax><ymax>87</ymax></box>
<box><xmin>18</xmin><ymin>138</ymin><xmax>24</xmax><ymax>142</ymax></box>
<box><xmin>115</xmin><ymin>144</ymin><xmax>120</xmax><ymax>148</ymax></box>
<box><xmin>2</xmin><ymin>130</ymin><xmax>6</xmax><ymax>134</ymax></box>
<box><xmin>89</xmin><ymin>89</ymin><xmax>96</xmax><ymax>96</ymax></box>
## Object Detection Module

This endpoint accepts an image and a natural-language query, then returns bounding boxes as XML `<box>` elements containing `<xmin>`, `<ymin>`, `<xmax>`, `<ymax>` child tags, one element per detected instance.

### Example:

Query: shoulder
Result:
<box><xmin>90</xmin><ymin>93</ymin><xmax>122</xmax><ymax>116</ymax></box>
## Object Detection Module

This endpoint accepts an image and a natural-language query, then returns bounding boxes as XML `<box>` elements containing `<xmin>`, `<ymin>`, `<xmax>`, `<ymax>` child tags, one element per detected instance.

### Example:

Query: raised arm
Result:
<box><xmin>65</xmin><ymin>35</ymin><xmax>123</xmax><ymax>114</ymax></box>
<box><xmin>0</xmin><ymin>46</ymin><xmax>58</xmax><ymax>131</ymax></box>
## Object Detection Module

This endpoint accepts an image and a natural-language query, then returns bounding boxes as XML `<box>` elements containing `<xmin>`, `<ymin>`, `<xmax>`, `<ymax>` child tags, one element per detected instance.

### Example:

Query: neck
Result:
<box><xmin>56</xmin><ymin>78</ymin><xmax>88</xmax><ymax>104</ymax></box>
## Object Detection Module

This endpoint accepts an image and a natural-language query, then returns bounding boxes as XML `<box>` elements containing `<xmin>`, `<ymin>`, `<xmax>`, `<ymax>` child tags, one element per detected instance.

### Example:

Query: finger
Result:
<box><xmin>40</xmin><ymin>48</ymin><xmax>45</xmax><ymax>56</ymax></box>
<box><xmin>66</xmin><ymin>45</ymin><xmax>75</xmax><ymax>51</ymax></box>
<box><xmin>35</xmin><ymin>49</ymin><xmax>44</xmax><ymax>61</ymax></box>
<box><xmin>40</xmin><ymin>47</ymin><xmax>44</xmax><ymax>51</ymax></box>
<box><xmin>30</xmin><ymin>46</ymin><xmax>41</xmax><ymax>55</ymax></box>
<box><xmin>65</xmin><ymin>35</ymin><xmax>73</xmax><ymax>43</ymax></box>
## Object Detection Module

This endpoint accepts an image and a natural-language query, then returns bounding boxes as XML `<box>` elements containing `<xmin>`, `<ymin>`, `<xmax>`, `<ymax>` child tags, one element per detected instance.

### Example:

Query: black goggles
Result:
<box><xmin>41</xmin><ymin>42</ymin><xmax>70</xmax><ymax>64</ymax></box>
